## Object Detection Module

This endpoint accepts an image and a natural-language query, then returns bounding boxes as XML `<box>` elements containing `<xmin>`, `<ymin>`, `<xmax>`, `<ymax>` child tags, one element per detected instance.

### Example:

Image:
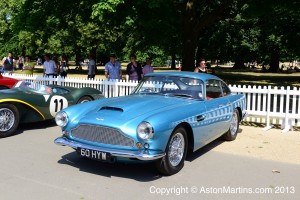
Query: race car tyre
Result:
<box><xmin>77</xmin><ymin>96</ymin><xmax>93</xmax><ymax>104</ymax></box>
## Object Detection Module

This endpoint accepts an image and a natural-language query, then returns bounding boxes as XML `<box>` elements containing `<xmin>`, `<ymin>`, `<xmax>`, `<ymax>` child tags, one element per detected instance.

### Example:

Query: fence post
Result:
<box><xmin>262</xmin><ymin>85</ymin><xmax>273</xmax><ymax>131</ymax></box>
<box><xmin>282</xmin><ymin>86</ymin><xmax>291</xmax><ymax>133</ymax></box>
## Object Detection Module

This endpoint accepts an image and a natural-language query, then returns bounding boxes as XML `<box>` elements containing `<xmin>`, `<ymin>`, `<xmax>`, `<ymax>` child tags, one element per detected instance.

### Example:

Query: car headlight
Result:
<box><xmin>55</xmin><ymin>111</ymin><xmax>68</xmax><ymax>127</ymax></box>
<box><xmin>137</xmin><ymin>122</ymin><xmax>154</xmax><ymax>140</ymax></box>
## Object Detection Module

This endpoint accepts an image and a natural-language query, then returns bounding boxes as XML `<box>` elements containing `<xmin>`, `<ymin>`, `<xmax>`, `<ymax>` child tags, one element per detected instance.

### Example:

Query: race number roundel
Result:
<box><xmin>49</xmin><ymin>95</ymin><xmax>69</xmax><ymax>117</ymax></box>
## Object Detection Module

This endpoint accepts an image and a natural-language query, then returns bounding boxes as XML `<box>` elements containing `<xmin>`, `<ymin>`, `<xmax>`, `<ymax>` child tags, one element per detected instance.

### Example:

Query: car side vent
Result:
<box><xmin>100</xmin><ymin>106</ymin><xmax>124</xmax><ymax>112</ymax></box>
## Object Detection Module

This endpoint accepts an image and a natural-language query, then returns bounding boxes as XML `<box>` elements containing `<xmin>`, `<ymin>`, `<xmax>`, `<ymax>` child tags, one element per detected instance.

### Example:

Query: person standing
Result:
<box><xmin>126</xmin><ymin>54</ymin><xmax>143</xmax><ymax>81</ymax></box>
<box><xmin>18</xmin><ymin>56</ymin><xmax>24</xmax><ymax>71</ymax></box>
<box><xmin>142</xmin><ymin>57</ymin><xmax>154</xmax><ymax>75</ymax></box>
<box><xmin>59</xmin><ymin>55</ymin><xmax>68</xmax><ymax>78</ymax></box>
<box><xmin>87</xmin><ymin>54</ymin><xmax>96</xmax><ymax>79</ymax></box>
<box><xmin>1</xmin><ymin>52</ymin><xmax>14</xmax><ymax>74</ymax></box>
<box><xmin>23</xmin><ymin>56</ymin><xmax>34</xmax><ymax>75</ymax></box>
<box><xmin>43</xmin><ymin>54</ymin><xmax>57</xmax><ymax>77</ymax></box>
<box><xmin>194</xmin><ymin>58</ymin><xmax>208</xmax><ymax>73</ymax></box>
<box><xmin>105</xmin><ymin>53</ymin><xmax>122</xmax><ymax>80</ymax></box>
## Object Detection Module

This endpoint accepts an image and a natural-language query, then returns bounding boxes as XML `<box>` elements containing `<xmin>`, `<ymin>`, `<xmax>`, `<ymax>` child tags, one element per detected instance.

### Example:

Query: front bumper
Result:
<box><xmin>54</xmin><ymin>136</ymin><xmax>166</xmax><ymax>161</ymax></box>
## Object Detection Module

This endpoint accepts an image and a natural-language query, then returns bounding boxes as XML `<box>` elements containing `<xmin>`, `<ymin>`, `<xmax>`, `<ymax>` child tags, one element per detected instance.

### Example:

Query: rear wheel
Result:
<box><xmin>155</xmin><ymin>126</ymin><xmax>188</xmax><ymax>176</ymax></box>
<box><xmin>222</xmin><ymin>109</ymin><xmax>240</xmax><ymax>141</ymax></box>
<box><xmin>77</xmin><ymin>96</ymin><xmax>93</xmax><ymax>104</ymax></box>
<box><xmin>0</xmin><ymin>104</ymin><xmax>20</xmax><ymax>138</ymax></box>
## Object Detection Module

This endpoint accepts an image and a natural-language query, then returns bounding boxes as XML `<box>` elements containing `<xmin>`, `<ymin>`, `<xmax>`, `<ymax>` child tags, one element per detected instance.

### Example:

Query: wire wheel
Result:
<box><xmin>0</xmin><ymin>108</ymin><xmax>15</xmax><ymax>132</ymax></box>
<box><xmin>168</xmin><ymin>132</ymin><xmax>185</xmax><ymax>167</ymax></box>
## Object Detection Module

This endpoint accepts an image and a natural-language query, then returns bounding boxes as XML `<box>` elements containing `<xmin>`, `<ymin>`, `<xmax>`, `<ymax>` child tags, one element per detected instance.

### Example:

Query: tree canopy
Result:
<box><xmin>0</xmin><ymin>0</ymin><xmax>299</xmax><ymax>71</ymax></box>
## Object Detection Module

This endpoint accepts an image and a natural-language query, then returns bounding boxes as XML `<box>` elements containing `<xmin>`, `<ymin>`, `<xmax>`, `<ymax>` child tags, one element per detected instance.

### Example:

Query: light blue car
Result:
<box><xmin>54</xmin><ymin>72</ymin><xmax>246</xmax><ymax>175</ymax></box>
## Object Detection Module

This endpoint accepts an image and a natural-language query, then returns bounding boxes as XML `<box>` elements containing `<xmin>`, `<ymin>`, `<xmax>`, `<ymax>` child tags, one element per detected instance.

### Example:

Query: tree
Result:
<box><xmin>244</xmin><ymin>0</ymin><xmax>300</xmax><ymax>72</ymax></box>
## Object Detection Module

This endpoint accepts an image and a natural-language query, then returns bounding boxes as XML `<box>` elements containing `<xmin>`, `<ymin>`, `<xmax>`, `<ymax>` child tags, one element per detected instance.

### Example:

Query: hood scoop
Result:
<box><xmin>99</xmin><ymin>106</ymin><xmax>124</xmax><ymax>112</ymax></box>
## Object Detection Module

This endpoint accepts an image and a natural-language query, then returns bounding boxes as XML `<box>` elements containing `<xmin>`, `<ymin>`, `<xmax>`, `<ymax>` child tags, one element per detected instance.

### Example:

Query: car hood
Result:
<box><xmin>77</xmin><ymin>95</ymin><xmax>193</xmax><ymax>124</ymax></box>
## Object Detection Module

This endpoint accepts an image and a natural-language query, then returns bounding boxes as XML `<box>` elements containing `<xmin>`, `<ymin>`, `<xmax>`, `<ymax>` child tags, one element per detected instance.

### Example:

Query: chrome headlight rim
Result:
<box><xmin>55</xmin><ymin>111</ymin><xmax>68</xmax><ymax>127</ymax></box>
<box><xmin>137</xmin><ymin>121</ymin><xmax>154</xmax><ymax>140</ymax></box>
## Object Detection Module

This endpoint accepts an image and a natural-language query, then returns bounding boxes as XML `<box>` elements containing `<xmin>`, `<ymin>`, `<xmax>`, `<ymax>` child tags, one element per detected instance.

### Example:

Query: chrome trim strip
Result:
<box><xmin>54</xmin><ymin>137</ymin><xmax>165</xmax><ymax>161</ymax></box>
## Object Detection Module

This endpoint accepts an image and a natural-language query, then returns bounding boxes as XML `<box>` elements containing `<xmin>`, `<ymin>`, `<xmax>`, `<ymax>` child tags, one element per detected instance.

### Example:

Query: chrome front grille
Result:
<box><xmin>71</xmin><ymin>124</ymin><xmax>134</xmax><ymax>147</ymax></box>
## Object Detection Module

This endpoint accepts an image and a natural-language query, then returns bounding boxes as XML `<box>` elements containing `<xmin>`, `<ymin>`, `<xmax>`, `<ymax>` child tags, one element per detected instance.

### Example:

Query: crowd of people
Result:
<box><xmin>0</xmin><ymin>52</ymin><xmax>155</xmax><ymax>81</ymax></box>
<box><xmin>0</xmin><ymin>52</ymin><xmax>220</xmax><ymax>80</ymax></box>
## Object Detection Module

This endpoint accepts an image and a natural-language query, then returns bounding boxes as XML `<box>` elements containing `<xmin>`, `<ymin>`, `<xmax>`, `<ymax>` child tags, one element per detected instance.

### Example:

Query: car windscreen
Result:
<box><xmin>132</xmin><ymin>75</ymin><xmax>204</xmax><ymax>100</ymax></box>
<box><xmin>13</xmin><ymin>81</ymin><xmax>52</xmax><ymax>94</ymax></box>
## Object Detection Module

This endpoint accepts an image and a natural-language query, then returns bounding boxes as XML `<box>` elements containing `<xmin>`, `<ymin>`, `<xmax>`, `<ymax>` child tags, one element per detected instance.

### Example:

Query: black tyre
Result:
<box><xmin>0</xmin><ymin>104</ymin><xmax>20</xmax><ymax>138</ymax></box>
<box><xmin>155</xmin><ymin>126</ymin><xmax>188</xmax><ymax>176</ymax></box>
<box><xmin>222</xmin><ymin>109</ymin><xmax>240</xmax><ymax>141</ymax></box>
<box><xmin>77</xmin><ymin>96</ymin><xmax>93</xmax><ymax>104</ymax></box>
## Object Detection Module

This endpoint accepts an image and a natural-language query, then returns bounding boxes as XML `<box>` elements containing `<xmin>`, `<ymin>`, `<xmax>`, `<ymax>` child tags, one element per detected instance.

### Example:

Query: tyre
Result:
<box><xmin>0</xmin><ymin>104</ymin><xmax>20</xmax><ymax>138</ymax></box>
<box><xmin>155</xmin><ymin>126</ymin><xmax>188</xmax><ymax>176</ymax></box>
<box><xmin>77</xmin><ymin>96</ymin><xmax>93</xmax><ymax>104</ymax></box>
<box><xmin>222</xmin><ymin>109</ymin><xmax>240</xmax><ymax>141</ymax></box>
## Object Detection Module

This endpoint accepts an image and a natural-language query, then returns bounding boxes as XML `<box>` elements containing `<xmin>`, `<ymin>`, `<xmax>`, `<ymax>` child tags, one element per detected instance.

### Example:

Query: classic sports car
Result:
<box><xmin>0</xmin><ymin>81</ymin><xmax>104</xmax><ymax>137</ymax></box>
<box><xmin>54</xmin><ymin>72</ymin><xmax>246</xmax><ymax>175</ymax></box>
<box><xmin>0</xmin><ymin>73</ymin><xmax>19</xmax><ymax>89</ymax></box>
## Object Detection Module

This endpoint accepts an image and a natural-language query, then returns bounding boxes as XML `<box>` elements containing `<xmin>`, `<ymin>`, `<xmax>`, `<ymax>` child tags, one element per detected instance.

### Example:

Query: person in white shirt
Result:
<box><xmin>87</xmin><ymin>54</ymin><xmax>96</xmax><ymax>79</ymax></box>
<box><xmin>43</xmin><ymin>54</ymin><xmax>57</xmax><ymax>77</ymax></box>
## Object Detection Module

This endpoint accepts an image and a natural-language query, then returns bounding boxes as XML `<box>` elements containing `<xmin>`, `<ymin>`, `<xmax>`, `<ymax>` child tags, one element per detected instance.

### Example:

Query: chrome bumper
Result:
<box><xmin>54</xmin><ymin>136</ymin><xmax>166</xmax><ymax>161</ymax></box>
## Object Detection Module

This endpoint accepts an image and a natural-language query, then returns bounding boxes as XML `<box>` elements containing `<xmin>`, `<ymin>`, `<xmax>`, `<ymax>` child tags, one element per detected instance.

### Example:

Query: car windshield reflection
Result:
<box><xmin>132</xmin><ymin>75</ymin><xmax>204</xmax><ymax>100</ymax></box>
<box><xmin>13</xmin><ymin>81</ymin><xmax>52</xmax><ymax>94</ymax></box>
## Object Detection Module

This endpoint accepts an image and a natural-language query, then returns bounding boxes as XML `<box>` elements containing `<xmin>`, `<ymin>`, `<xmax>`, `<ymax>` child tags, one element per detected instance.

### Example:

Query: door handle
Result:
<box><xmin>196</xmin><ymin>115</ymin><xmax>205</xmax><ymax>121</ymax></box>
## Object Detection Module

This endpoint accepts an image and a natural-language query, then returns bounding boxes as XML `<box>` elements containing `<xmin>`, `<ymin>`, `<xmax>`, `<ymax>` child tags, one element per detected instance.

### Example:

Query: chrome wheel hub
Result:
<box><xmin>168</xmin><ymin>132</ymin><xmax>185</xmax><ymax>167</ymax></box>
<box><xmin>0</xmin><ymin>108</ymin><xmax>15</xmax><ymax>132</ymax></box>
<box><xmin>230</xmin><ymin>112</ymin><xmax>238</xmax><ymax>136</ymax></box>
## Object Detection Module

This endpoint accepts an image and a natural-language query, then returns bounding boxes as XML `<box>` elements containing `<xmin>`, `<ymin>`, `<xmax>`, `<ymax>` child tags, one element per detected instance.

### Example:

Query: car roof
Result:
<box><xmin>144</xmin><ymin>71</ymin><xmax>222</xmax><ymax>82</ymax></box>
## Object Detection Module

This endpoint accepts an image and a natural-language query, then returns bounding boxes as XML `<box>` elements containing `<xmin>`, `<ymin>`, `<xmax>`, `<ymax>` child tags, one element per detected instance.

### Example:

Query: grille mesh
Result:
<box><xmin>71</xmin><ymin>124</ymin><xmax>134</xmax><ymax>147</ymax></box>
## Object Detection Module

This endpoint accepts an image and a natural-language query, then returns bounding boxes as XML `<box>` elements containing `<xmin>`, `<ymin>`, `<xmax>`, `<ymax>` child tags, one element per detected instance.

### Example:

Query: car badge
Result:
<box><xmin>96</xmin><ymin>118</ymin><xmax>104</xmax><ymax>121</ymax></box>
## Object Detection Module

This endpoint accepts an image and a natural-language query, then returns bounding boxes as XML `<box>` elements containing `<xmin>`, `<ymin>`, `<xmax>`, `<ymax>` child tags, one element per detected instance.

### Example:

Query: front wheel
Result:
<box><xmin>0</xmin><ymin>104</ymin><xmax>20</xmax><ymax>138</ymax></box>
<box><xmin>222</xmin><ymin>109</ymin><xmax>240</xmax><ymax>141</ymax></box>
<box><xmin>77</xmin><ymin>96</ymin><xmax>93</xmax><ymax>104</ymax></box>
<box><xmin>155</xmin><ymin>126</ymin><xmax>188</xmax><ymax>176</ymax></box>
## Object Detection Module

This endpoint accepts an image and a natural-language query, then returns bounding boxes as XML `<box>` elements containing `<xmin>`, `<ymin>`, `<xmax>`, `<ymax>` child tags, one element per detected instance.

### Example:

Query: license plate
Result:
<box><xmin>77</xmin><ymin>148</ymin><xmax>110</xmax><ymax>161</ymax></box>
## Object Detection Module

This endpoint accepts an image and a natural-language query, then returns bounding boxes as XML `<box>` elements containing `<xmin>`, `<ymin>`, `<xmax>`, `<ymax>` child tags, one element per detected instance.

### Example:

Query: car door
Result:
<box><xmin>204</xmin><ymin>79</ymin><xmax>232</xmax><ymax>140</ymax></box>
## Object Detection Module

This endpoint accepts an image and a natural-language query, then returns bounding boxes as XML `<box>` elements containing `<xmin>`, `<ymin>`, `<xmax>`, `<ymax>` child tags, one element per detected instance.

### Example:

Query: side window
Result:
<box><xmin>206</xmin><ymin>79</ymin><xmax>222</xmax><ymax>100</ymax></box>
<box><xmin>53</xmin><ymin>87</ymin><xmax>70</xmax><ymax>95</ymax></box>
<box><xmin>220</xmin><ymin>81</ymin><xmax>231</xmax><ymax>96</ymax></box>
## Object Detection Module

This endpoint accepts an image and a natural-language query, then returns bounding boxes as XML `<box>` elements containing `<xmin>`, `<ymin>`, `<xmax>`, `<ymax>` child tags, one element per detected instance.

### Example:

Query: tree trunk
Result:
<box><xmin>195</xmin><ymin>44</ymin><xmax>203</xmax><ymax>67</ymax></box>
<box><xmin>171</xmin><ymin>50</ymin><xmax>176</xmax><ymax>70</ymax></box>
<box><xmin>233</xmin><ymin>60</ymin><xmax>246</xmax><ymax>69</ymax></box>
<box><xmin>181</xmin><ymin>0</ymin><xmax>198</xmax><ymax>71</ymax></box>
<box><xmin>182</xmin><ymin>39</ymin><xmax>197</xmax><ymax>71</ymax></box>
<box><xmin>269</xmin><ymin>46</ymin><xmax>280</xmax><ymax>72</ymax></box>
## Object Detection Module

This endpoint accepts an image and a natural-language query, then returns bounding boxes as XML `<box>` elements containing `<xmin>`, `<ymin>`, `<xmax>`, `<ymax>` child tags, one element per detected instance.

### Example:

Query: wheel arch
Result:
<box><xmin>176</xmin><ymin>122</ymin><xmax>194</xmax><ymax>156</ymax></box>
<box><xmin>0</xmin><ymin>100</ymin><xmax>45</xmax><ymax>123</ymax></box>
<box><xmin>76</xmin><ymin>95</ymin><xmax>94</xmax><ymax>103</ymax></box>
<box><xmin>235</xmin><ymin>107</ymin><xmax>242</xmax><ymax>121</ymax></box>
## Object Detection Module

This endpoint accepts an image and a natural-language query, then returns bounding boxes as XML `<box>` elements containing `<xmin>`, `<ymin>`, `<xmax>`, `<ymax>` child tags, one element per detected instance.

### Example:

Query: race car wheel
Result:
<box><xmin>77</xmin><ymin>96</ymin><xmax>93</xmax><ymax>104</ymax></box>
<box><xmin>222</xmin><ymin>109</ymin><xmax>240</xmax><ymax>141</ymax></box>
<box><xmin>155</xmin><ymin>126</ymin><xmax>188</xmax><ymax>176</ymax></box>
<box><xmin>0</xmin><ymin>104</ymin><xmax>20</xmax><ymax>138</ymax></box>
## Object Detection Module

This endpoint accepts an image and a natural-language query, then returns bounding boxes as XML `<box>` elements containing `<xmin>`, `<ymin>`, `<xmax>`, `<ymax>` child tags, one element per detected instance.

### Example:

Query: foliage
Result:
<box><xmin>0</xmin><ymin>0</ymin><xmax>298</xmax><ymax>73</ymax></box>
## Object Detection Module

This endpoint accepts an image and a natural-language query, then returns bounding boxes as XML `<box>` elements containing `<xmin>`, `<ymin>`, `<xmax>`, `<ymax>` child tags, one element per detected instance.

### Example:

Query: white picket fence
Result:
<box><xmin>4</xmin><ymin>74</ymin><xmax>300</xmax><ymax>132</ymax></box>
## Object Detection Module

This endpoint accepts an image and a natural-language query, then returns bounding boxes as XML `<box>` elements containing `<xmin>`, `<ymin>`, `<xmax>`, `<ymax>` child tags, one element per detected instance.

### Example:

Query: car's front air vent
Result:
<box><xmin>99</xmin><ymin>106</ymin><xmax>123</xmax><ymax>112</ymax></box>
